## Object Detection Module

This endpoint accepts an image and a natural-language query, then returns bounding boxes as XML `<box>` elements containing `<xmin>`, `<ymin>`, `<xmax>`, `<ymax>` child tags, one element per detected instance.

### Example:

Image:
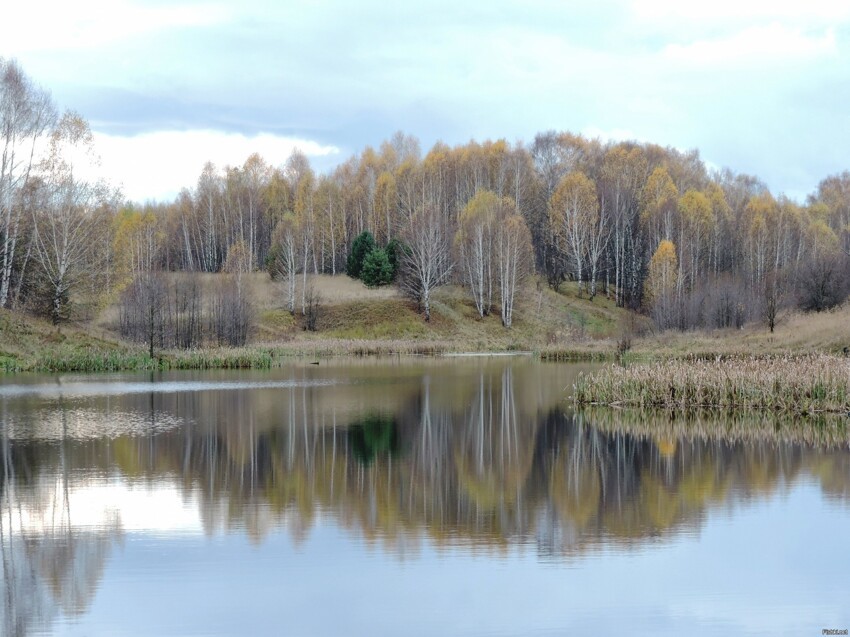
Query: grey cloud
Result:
<box><xmin>9</xmin><ymin>0</ymin><xmax>850</xmax><ymax>196</ymax></box>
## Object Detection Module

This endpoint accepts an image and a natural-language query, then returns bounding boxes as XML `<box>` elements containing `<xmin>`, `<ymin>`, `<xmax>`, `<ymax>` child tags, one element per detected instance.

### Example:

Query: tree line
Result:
<box><xmin>3</xmin><ymin>59</ymin><xmax>849</xmax><ymax>342</ymax></box>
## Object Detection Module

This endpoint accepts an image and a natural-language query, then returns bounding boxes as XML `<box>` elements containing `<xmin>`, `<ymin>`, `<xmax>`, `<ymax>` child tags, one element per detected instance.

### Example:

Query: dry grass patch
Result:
<box><xmin>318</xmin><ymin>299</ymin><xmax>432</xmax><ymax>340</ymax></box>
<box><xmin>633</xmin><ymin>303</ymin><xmax>850</xmax><ymax>358</ymax></box>
<box><xmin>251</xmin><ymin>273</ymin><xmax>401</xmax><ymax>307</ymax></box>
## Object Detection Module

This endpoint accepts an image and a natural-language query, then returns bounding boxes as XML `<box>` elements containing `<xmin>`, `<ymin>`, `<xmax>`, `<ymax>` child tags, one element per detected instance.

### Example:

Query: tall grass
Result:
<box><xmin>271</xmin><ymin>338</ymin><xmax>449</xmax><ymax>357</ymax></box>
<box><xmin>574</xmin><ymin>354</ymin><xmax>850</xmax><ymax>414</ymax></box>
<box><xmin>35</xmin><ymin>348</ymin><xmax>157</xmax><ymax>373</ymax></box>
<box><xmin>30</xmin><ymin>346</ymin><xmax>280</xmax><ymax>373</ymax></box>
<box><xmin>163</xmin><ymin>347</ymin><xmax>275</xmax><ymax>369</ymax></box>
<box><xmin>539</xmin><ymin>348</ymin><xmax>617</xmax><ymax>362</ymax></box>
<box><xmin>21</xmin><ymin>340</ymin><xmax>451</xmax><ymax>373</ymax></box>
<box><xmin>1</xmin><ymin>355</ymin><xmax>24</xmax><ymax>373</ymax></box>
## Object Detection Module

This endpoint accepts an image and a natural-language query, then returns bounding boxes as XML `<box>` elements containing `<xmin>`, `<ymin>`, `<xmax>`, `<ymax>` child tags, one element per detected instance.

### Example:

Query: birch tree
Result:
<box><xmin>401</xmin><ymin>201</ymin><xmax>452</xmax><ymax>321</ymax></box>
<box><xmin>31</xmin><ymin>113</ymin><xmax>111</xmax><ymax>324</ymax></box>
<box><xmin>494</xmin><ymin>209</ymin><xmax>533</xmax><ymax>328</ymax></box>
<box><xmin>270</xmin><ymin>215</ymin><xmax>299</xmax><ymax>313</ymax></box>
<box><xmin>550</xmin><ymin>172</ymin><xmax>597</xmax><ymax>294</ymax></box>
<box><xmin>455</xmin><ymin>190</ymin><xmax>499</xmax><ymax>317</ymax></box>
<box><xmin>0</xmin><ymin>59</ymin><xmax>56</xmax><ymax>307</ymax></box>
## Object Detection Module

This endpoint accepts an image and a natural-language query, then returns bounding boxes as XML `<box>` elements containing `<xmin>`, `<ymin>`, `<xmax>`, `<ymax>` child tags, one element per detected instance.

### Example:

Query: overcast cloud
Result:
<box><xmin>2</xmin><ymin>0</ymin><xmax>848</xmax><ymax>202</ymax></box>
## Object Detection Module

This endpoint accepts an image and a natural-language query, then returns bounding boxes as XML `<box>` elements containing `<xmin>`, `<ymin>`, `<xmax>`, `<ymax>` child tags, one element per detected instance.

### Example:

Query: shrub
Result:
<box><xmin>346</xmin><ymin>231</ymin><xmax>376</xmax><ymax>279</ymax></box>
<box><xmin>385</xmin><ymin>238</ymin><xmax>405</xmax><ymax>280</ymax></box>
<box><xmin>361</xmin><ymin>248</ymin><xmax>394</xmax><ymax>287</ymax></box>
<box><xmin>209</xmin><ymin>275</ymin><xmax>254</xmax><ymax>346</ymax></box>
<box><xmin>796</xmin><ymin>252</ymin><xmax>850</xmax><ymax>313</ymax></box>
<box><xmin>303</xmin><ymin>283</ymin><xmax>322</xmax><ymax>331</ymax></box>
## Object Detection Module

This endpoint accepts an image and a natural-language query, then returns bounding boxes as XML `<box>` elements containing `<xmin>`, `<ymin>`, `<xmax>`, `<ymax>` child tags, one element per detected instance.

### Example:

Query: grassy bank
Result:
<box><xmin>3</xmin><ymin>274</ymin><xmax>632</xmax><ymax>373</ymax></box>
<box><xmin>3</xmin><ymin>272</ymin><xmax>850</xmax><ymax>373</ymax></box>
<box><xmin>628</xmin><ymin>304</ymin><xmax>850</xmax><ymax>359</ymax></box>
<box><xmin>574</xmin><ymin>355</ymin><xmax>850</xmax><ymax>415</ymax></box>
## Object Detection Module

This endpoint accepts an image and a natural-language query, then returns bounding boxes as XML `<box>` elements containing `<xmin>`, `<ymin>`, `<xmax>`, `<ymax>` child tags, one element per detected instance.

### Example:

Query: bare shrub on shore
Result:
<box><xmin>796</xmin><ymin>252</ymin><xmax>850</xmax><ymax>313</ymax></box>
<box><xmin>118</xmin><ymin>272</ymin><xmax>203</xmax><ymax>353</ymax></box>
<box><xmin>303</xmin><ymin>282</ymin><xmax>321</xmax><ymax>331</ymax></box>
<box><xmin>118</xmin><ymin>271</ymin><xmax>167</xmax><ymax>356</ymax></box>
<box><xmin>209</xmin><ymin>275</ymin><xmax>254</xmax><ymax>346</ymax></box>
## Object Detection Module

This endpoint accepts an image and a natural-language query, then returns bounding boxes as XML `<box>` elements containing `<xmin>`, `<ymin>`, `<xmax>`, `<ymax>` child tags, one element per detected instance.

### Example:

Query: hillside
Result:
<box><xmin>251</xmin><ymin>274</ymin><xmax>630</xmax><ymax>351</ymax></box>
<box><xmin>2</xmin><ymin>272</ymin><xmax>849</xmax><ymax>373</ymax></box>
<box><xmin>2</xmin><ymin>274</ymin><xmax>630</xmax><ymax>371</ymax></box>
<box><xmin>0</xmin><ymin>308</ymin><xmax>132</xmax><ymax>372</ymax></box>
<box><xmin>631</xmin><ymin>304</ymin><xmax>850</xmax><ymax>359</ymax></box>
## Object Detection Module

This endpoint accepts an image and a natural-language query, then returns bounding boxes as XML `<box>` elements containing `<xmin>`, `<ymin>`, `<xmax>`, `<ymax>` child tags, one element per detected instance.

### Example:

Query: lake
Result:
<box><xmin>1</xmin><ymin>357</ymin><xmax>848</xmax><ymax>636</ymax></box>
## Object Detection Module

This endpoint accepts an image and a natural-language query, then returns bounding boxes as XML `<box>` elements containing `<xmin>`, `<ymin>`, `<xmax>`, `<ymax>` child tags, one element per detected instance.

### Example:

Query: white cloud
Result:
<box><xmin>581</xmin><ymin>126</ymin><xmax>644</xmax><ymax>143</ymax></box>
<box><xmin>630</xmin><ymin>0</ymin><xmax>850</xmax><ymax>25</ymax></box>
<box><xmin>663</xmin><ymin>24</ymin><xmax>837</xmax><ymax>66</ymax></box>
<box><xmin>91</xmin><ymin>130</ymin><xmax>340</xmax><ymax>203</ymax></box>
<box><xmin>0</xmin><ymin>0</ymin><xmax>229</xmax><ymax>54</ymax></box>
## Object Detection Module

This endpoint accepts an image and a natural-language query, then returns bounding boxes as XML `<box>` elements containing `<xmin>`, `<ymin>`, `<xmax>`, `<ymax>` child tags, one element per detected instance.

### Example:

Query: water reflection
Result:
<box><xmin>1</xmin><ymin>359</ymin><xmax>849</xmax><ymax>635</ymax></box>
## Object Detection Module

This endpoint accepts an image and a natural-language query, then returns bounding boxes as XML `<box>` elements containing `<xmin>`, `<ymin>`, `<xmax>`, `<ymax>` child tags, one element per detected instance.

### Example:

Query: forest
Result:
<box><xmin>2</xmin><ymin>58</ymin><xmax>850</xmax><ymax>349</ymax></box>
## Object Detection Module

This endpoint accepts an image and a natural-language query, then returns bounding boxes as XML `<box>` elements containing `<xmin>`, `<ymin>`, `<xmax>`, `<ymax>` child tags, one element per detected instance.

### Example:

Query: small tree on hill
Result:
<box><xmin>385</xmin><ymin>238</ymin><xmax>404</xmax><ymax>280</ymax></box>
<box><xmin>346</xmin><ymin>231</ymin><xmax>375</xmax><ymax>279</ymax></box>
<box><xmin>361</xmin><ymin>248</ymin><xmax>394</xmax><ymax>287</ymax></box>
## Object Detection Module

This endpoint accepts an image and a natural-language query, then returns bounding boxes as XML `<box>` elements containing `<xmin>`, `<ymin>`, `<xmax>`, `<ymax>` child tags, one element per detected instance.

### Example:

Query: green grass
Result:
<box><xmin>163</xmin><ymin>347</ymin><xmax>276</xmax><ymax>369</ymax></box>
<box><xmin>31</xmin><ymin>347</ymin><xmax>282</xmax><ymax>373</ymax></box>
<box><xmin>35</xmin><ymin>348</ymin><xmax>157</xmax><ymax>373</ymax></box>
<box><xmin>538</xmin><ymin>349</ymin><xmax>617</xmax><ymax>362</ymax></box>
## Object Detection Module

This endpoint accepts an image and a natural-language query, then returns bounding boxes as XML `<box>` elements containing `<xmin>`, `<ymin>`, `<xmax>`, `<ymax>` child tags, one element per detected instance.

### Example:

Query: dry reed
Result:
<box><xmin>574</xmin><ymin>354</ymin><xmax>850</xmax><ymax>414</ymax></box>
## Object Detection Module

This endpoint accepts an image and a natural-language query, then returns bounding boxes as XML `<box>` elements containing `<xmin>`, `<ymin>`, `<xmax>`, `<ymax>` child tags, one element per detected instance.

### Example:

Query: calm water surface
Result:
<box><xmin>0</xmin><ymin>357</ymin><xmax>848</xmax><ymax>636</ymax></box>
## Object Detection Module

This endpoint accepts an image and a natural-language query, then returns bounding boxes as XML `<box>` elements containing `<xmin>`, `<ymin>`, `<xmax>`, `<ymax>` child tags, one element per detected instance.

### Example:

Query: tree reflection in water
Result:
<box><xmin>0</xmin><ymin>362</ymin><xmax>848</xmax><ymax>634</ymax></box>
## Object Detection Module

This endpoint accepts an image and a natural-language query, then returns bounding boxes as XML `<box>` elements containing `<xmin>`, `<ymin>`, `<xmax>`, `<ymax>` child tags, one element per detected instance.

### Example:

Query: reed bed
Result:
<box><xmin>580</xmin><ymin>406</ymin><xmax>850</xmax><ymax>448</ymax></box>
<box><xmin>35</xmin><ymin>348</ymin><xmax>157</xmax><ymax>373</ymax></box>
<box><xmin>539</xmin><ymin>348</ymin><xmax>616</xmax><ymax>362</ymax></box>
<box><xmin>30</xmin><ymin>346</ymin><xmax>279</xmax><ymax>372</ymax></box>
<box><xmin>1</xmin><ymin>355</ymin><xmax>24</xmax><ymax>373</ymax></box>
<box><xmin>162</xmin><ymin>347</ymin><xmax>275</xmax><ymax>369</ymax></box>
<box><xmin>265</xmin><ymin>338</ymin><xmax>450</xmax><ymax>357</ymax></box>
<box><xmin>574</xmin><ymin>354</ymin><xmax>850</xmax><ymax>414</ymax></box>
<box><xmin>21</xmin><ymin>340</ymin><xmax>451</xmax><ymax>373</ymax></box>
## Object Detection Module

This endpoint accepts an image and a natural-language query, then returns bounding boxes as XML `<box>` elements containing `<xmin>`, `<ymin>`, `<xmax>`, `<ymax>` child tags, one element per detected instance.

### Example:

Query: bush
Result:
<box><xmin>303</xmin><ymin>283</ymin><xmax>321</xmax><ymax>331</ymax></box>
<box><xmin>209</xmin><ymin>276</ymin><xmax>254</xmax><ymax>346</ymax></box>
<box><xmin>346</xmin><ymin>231</ymin><xmax>376</xmax><ymax>279</ymax></box>
<box><xmin>361</xmin><ymin>248</ymin><xmax>394</xmax><ymax>287</ymax></box>
<box><xmin>385</xmin><ymin>238</ymin><xmax>405</xmax><ymax>280</ymax></box>
<box><xmin>796</xmin><ymin>253</ymin><xmax>850</xmax><ymax>312</ymax></box>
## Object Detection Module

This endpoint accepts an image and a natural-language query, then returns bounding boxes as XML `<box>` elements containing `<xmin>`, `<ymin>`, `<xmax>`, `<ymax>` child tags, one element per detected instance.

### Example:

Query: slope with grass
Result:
<box><xmin>630</xmin><ymin>304</ymin><xmax>850</xmax><ymax>359</ymax></box>
<box><xmin>3</xmin><ymin>272</ymin><xmax>850</xmax><ymax>373</ymax></box>
<box><xmin>253</xmin><ymin>274</ymin><xmax>631</xmax><ymax>353</ymax></box>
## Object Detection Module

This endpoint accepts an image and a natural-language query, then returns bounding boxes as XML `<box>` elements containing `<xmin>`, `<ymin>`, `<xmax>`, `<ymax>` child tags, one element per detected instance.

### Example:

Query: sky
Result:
<box><xmin>2</xmin><ymin>0</ymin><xmax>849</xmax><ymax>203</ymax></box>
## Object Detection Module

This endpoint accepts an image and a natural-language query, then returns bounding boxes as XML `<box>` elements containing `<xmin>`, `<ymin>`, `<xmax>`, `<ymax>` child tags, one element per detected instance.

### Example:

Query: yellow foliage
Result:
<box><xmin>549</xmin><ymin>171</ymin><xmax>598</xmax><ymax>233</ymax></box>
<box><xmin>678</xmin><ymin>190</ymin><xmax>714</xmax><ymax>233</ymax></box>
<box><xmin>644</xmin><ymin>239</ymin><xmax>678</xmax><ymax>305</ymax></box>
<box><xmin>640</xmin><ymin>166</ymin><xmax>678</xmax><ymax>227</ymax></box>
<box><xmin>112</xmin><ymin>208</ymin><xmax>163</xmax><ymax>289</ymax></box>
